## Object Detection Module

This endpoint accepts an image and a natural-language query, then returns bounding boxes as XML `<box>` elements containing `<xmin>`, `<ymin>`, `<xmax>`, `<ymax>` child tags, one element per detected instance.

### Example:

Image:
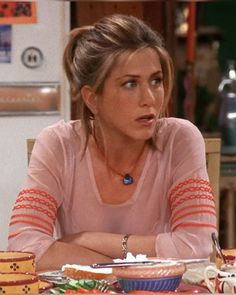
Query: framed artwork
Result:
<box><xmin>0</xmin><ymin>2</ymin><xmax>37</xmax><ymax>24</ymax></box>
<box><xmin>0</xmin><ymin>25</ymin><xmax>12</xmax><ymax>63</ymax></box>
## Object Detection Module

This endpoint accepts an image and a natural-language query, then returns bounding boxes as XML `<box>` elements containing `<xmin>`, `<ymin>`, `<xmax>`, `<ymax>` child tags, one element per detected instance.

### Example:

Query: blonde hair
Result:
<box><xmin>63</xmin><ymin>14</ymin><xmax>174</xmax><ymax>149</ymax></box>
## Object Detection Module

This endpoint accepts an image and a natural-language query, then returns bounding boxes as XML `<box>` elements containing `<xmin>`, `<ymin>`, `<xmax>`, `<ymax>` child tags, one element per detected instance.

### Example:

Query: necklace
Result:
<box><xmin>93</xmin><ymin>136</ymin><xmax>146</xmax><ymax>186</ymax></box>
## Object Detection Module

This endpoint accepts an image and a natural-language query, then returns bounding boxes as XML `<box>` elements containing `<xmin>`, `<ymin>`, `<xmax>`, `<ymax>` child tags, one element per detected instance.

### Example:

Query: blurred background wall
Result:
<box><xmin>0</xmin><ymin>0</ymin><xmax>70</xmax><ymax>250</ymax></box>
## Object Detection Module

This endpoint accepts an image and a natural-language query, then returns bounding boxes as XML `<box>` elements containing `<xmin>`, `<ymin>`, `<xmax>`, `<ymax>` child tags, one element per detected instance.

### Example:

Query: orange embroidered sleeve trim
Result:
<box><xmin>10</xmin><ymin>213</ymin><xmax>54</xmax><ymax>232</ymax></box>
<box><xmin>15</xmin><ymin>196</ymin><xmax>56</xmax><ymax>215</ymax></box>
<box><xmin>171</xmin><ymin>194</ymin><xmax>214</xmax><ymax>211</ymax></box>
<box><xmin>8</xmin><ymin>232</ymin><xmax>21</xmax><ymax>240</ymax></box>
<box><xmin>172</xmin><ymin>203</ymin><xmax>215</xmax><ymax>218</ymax></box>
<box><xmin>169</xmin><ymin>178</ymin><xmax>214</xmax><ymax>211</ymax></box>
<box><xmin>171</xmin><ymin>209</ymin><xmax>216</xmax><ymax>226</ymax></box>
<box><xmin>169</xmin><ymin>178</ymin><xmax>211</xmax><ymax>199</ymax></box>
<box><xmin>9</xmin><ymin>220</ymin><xmax>53</xmax><ymax>235</ymax></box>
<box><xmin>13</xmin><ymin>204</ymin><xmax>56</xmax><ymax>221</ymax></box>
<box><xmin>170</xmin><ymin>185</ymin><xmax>213</xmax><ymax>204</ymax></box>
<box><xmin>18</xmin><ymin>189</ymin><xmax>58</xmax><ymax>207</ymax></box>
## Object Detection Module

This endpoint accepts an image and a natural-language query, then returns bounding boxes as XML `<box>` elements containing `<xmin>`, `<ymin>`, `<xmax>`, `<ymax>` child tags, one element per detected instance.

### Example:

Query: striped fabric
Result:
<box><xmin>169</xmin><ymin>178</ymin><xmax>216</xmax><ymax>231</ymax></box>
<box><xmin>9</xmin><ymin>189</ymin><xmax>57</xmax><ymax>239</ymax></box>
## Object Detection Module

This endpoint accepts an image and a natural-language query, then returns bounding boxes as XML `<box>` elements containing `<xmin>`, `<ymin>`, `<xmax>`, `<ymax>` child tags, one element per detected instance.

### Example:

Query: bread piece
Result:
<box><xmin>62</xmin><ymin>264</ymin><xmax>114</xmax><ymax>280</ymax></box>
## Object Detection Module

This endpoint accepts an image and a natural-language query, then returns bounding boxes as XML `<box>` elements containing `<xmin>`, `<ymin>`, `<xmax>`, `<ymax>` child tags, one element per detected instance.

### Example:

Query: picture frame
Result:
<box><xmin>0</xmin><ymin>25</ymin><xmax>12</xmax><ymax>63</ymax></box>
<box><xmin>0</xmin><ymin>2</ymin><xmax>37</xmax><ymax>25</ymax></box>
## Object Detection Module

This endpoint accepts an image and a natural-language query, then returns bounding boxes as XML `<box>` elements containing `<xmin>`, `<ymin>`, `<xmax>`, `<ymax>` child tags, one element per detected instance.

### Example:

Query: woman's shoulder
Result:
<box><xmin>155</xmin><ymin>117</ymin><xmax>204</xmax><ymax>151</ymax></box>
<box><xmin>160</xmin><ymin>117</ymin><xmax>198</xmax><ymax>129</ymax></box>
<box><xmin>38</xmin><ymin>119</ymin><xmax>83</xmax><ymax>141</ymax></box>
<box><xmin>159</xmin><ymin>117</ymin><xmax>202</xmax><ymax>138</ymax></box>
<box><xmin>35</xmin><ymin>120</ymin><xmax>85</xmax><ymax>154</ymax></box>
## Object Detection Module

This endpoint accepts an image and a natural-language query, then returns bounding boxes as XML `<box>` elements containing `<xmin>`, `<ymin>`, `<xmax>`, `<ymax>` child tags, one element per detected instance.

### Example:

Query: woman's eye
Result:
<box><xmin>122</xmin><ymin>80</ymin><xmax>137</xmax><ymax>88</ymax></box>
<box><xmin>152</xmin><ymin>77</ymin><xmax>163</xmax><ymax>86</ymax></box>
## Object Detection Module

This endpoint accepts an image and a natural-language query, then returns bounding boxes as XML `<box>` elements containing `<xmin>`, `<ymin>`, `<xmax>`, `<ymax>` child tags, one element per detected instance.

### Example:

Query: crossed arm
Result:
<box><xmin>37</xmin><ymin>233</ymin><xmax>156</xmax><ymax>271</ymax></box>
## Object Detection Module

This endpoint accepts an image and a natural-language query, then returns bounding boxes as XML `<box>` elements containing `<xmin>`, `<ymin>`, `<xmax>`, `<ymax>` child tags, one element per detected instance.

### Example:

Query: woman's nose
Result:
<box><xmin>139</xmin><ymin>86</ymin><xmax>156</xmax><ymax>106</ymax></box>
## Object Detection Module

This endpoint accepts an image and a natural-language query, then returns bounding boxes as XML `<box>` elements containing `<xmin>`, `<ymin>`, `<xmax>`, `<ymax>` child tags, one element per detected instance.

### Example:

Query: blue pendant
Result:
<box><xmin>123</xmin><ymin>174</ymin><xmax>134</xmax><ymax>185</ymax></box>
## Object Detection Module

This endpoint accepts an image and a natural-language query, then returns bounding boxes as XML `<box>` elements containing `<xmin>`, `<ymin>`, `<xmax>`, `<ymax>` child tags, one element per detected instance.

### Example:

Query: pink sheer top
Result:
<box><xmin>8</xmin><ymin>117</ymin><xmax>216</xmax><ymax>261</ymax></box>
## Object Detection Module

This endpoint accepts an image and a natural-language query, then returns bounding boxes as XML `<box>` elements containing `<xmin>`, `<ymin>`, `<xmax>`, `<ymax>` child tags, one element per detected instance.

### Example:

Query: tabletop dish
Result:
<box><xmin>112</xmin><ymin>260</ymin><xmax>186</xmax><ymax>292</ymax></box>
<box><xmin>215</xmin><ymin>248</ymin><xmax>236</xmax><ymax>268</ymax></box>
<box><xmin>182</xmin><ymin>260</ymin><xmax>214</xmax><ymax>285</ymax></box>
<box><xmin>38</xmin><ymin>270</ymin><xmax>68</xmax><ymax>284</ymax></box>
<box><xmin>0</xmin><ymin>251</ymin><xmax>35</xmax><ymax>273</ymax></box>
<box><xmin>39</xmin><ymin>280</ymin><xmax>53</xmax><ymax>293</ymax></box>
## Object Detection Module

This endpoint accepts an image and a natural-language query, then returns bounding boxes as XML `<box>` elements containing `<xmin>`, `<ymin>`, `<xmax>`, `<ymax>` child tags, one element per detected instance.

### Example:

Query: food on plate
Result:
<box><xmin>61</xmin><ymin>253</ymin><xmax>146</xmax><ymax>280</ymax></box>
<box><xmin>62</xmin><ymin>264</ymin><xmax>114</xmax><ymax>280</ymax></box>
<box><xmin>112</xmin><ymin>260</ymin><xmax>186</xmax><ymax>279</ymax></box>
<box><xmin>49</xmin><ymin>278</ymin><xmax>115</xmax><ymax>294</ymax></box>
<box><xmin>113</xmin><ymin>252</ymin><xmax>148</xmax><ymax>263</ymax></box>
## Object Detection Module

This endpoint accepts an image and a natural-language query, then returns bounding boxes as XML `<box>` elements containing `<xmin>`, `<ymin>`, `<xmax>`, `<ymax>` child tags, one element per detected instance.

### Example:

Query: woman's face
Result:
<box><xmin>95</xmin><ymin>48</ymin><xmax>165</xmax><ymax>142</ymax></box>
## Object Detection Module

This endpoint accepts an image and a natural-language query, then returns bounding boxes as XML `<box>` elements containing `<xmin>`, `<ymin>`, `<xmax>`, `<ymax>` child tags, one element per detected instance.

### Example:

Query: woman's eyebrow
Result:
<box><xmin>116</xmin><ymin>70</ymin><xmax>163</xmax><ymax>81</ymax></box>
<box><xmin>116</xmin><ymin>74</ymin><xmax>139</xmax><ymax>80</ymax></box>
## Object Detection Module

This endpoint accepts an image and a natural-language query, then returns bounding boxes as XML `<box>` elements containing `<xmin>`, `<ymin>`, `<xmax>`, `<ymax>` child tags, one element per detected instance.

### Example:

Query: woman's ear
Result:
<box><xmin>81</xmin><ymin>85</ymin><xmax>98</xmax><ymax>115</ymax></box>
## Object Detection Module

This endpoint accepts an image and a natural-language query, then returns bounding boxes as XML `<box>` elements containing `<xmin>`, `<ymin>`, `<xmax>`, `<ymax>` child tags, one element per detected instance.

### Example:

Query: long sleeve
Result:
<box><xmin>155</xmin><ymin>120</ymin><xmax>216</xmax><ymax>259</ymax></box>
<box><xmin>8</xmin><ymin>123</ymin><xmax>66</xmax><ymax>261</ymax></box>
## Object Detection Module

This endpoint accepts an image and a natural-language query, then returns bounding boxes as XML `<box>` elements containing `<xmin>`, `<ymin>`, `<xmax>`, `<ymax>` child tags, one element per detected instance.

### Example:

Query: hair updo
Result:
<box><xmin>63</xmin><ymin>14</ymin><xmax>174</xmax><ymax>145</ymax></box>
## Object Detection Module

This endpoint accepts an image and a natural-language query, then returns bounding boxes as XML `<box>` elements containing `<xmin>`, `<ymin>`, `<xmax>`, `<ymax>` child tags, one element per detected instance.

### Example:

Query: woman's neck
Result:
<box><xmin>92</xmin><ymin>126</ymin><xmax>147</xmax><ymax>164</ymax></box>
<box><xmin>91</xmin><ymin>133</ymin><xmax>148</xmax><ymax>186</ymax></box>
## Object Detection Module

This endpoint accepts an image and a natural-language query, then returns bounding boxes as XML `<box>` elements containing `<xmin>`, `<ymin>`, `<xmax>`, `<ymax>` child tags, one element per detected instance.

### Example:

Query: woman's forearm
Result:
<box><xmin>126</xmin><ymin>234</ymin><xmax>156</xmax><ymax>257</ymax></box>
<box><xmin>36</xmin><ymin>240</ymin><xmax>112</xmax><ymax>272</ymax></box>
<box><xmin>60</xmin><ymin>232</ymin><xmax>157</xmax><ymax>259</ymax></box>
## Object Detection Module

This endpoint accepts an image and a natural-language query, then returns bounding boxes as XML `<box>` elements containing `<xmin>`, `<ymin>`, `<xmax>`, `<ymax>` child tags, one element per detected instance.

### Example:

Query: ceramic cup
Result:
<box><xmin>221</xmin><ymin>264</ymin><xmax>236</xmax><ymax>272</ymax></box>
<box><xmin>0</xmin><ymin>272</ymin><xmax>39</xmax><ymax>294</ymax></box>
<box><xmin>215</xmin><ymin>248</ymin><xmax>236</xmax><ymax>269</ymax></box>
<box><xmin>0</xmin><ymin>251</ymin><xmax>36</xmax><ymax>273</ymax></box>
<box><xmin>204</xmin><ymin>265</ymin><xmax>236</xmax><ymax>293</ymax></box>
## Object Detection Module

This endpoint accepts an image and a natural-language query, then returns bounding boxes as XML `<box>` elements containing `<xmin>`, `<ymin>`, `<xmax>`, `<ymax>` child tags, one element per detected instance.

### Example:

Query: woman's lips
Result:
<box><xmin>136</xmin><ymin>114</ymin><xmax>155</xmax><ymax>125</ymax></box>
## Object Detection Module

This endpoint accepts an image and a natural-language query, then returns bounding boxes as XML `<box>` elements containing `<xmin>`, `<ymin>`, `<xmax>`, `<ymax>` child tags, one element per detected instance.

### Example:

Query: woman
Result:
<box><xmin>8</xmin><ymin>14</ymin><xmax>216</xmax><ymax>271</ymax></box>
